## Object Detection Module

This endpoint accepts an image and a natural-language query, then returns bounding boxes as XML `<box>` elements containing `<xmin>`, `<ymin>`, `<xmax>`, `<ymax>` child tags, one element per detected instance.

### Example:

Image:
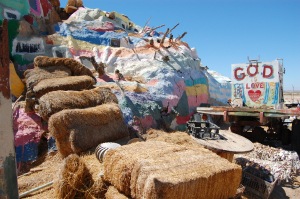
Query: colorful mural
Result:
<box><xmin>0</xmin><ymin>1</ymin><xmax>30</xmax><ymax>20</ymax></box>
<box><xmin>231</xmin><ymin>60</ymin><xmax>283</xmax><ymax>107</ymax></box>
<box><xmin>2</xmin><ymin>4</ymin><xmax>231</xmax><ymax>166</ymax></box>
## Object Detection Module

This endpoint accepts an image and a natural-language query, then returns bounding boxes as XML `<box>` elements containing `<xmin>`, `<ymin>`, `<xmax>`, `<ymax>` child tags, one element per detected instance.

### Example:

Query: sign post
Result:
<box><xmin>0</xmin><ymin>19</ymin><xmax>19</xmax><ymax>199</ymax></box>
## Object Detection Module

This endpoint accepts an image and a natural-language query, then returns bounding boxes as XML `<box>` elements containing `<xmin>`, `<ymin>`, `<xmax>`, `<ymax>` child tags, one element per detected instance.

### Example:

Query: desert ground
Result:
<box><xmin>284</xmin><ymin>91</ymin><xmax>300</xmax><ymax>105</ymax></box>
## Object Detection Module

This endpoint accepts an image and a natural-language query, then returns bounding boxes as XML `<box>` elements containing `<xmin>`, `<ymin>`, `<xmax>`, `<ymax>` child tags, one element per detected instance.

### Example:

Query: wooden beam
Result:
<box><xmin>142</xmin><ymin>17</ymin><xmax>151</xmax><ymax>32</ymax></box>
<box><xmin>169</xmin><ymin>23</ymin><xmax>179</xmax><ymax>34</ymax></box>
<box><xmin>0</xmin><ymin>19</ymin><xmax>19</xmax><ymax>199</ymax></box>
<box><xmin>176</xmin><ymin>32</ymin><xmax>187</xmax><ymax>41</ymax></box>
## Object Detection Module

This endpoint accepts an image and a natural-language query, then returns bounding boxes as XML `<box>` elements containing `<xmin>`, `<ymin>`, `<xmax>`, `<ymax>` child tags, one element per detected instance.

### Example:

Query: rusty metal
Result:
<box><xmin>0</xmin><ymin>19</ymin><xmax>10</xmax><ymax>99</ymax></box>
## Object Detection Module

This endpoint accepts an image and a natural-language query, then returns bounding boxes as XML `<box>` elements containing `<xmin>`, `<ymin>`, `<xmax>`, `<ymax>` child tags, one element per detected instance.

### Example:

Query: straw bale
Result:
<box><xmin>54</xmin><ymin>154</ymin><xmax>93</xmax><ymax>199</ymax></box>
<box><xmin>84</xmin><ymin>178</ymin><xmax>107</xmax><ymax>199</ymax></box>
<box><xmin>103</xmin><ymin>141</ymin><xmax>241</xmax><ymax>199</ymax></box>
<box><xmin>146</xmin><ymin>129</ymin><xmax>234</xmax><ymax>162</ymax></box>
<box><xmin>146</xmin><ymin>129</ymin><xmax>204</xmax><ymax>149</ymax></box>
<box><xmin>105</xmin><ymin>186</ymin><xmax>129</xmax><ymax>199</ymax></box>
<box><xmin>34</xmin><ymin>56</ymin><xmax>96</xmax><ymax>81</ymax></box>
<box><xmin>49</xmin><ymin>103</ymin><xmax>129</xmax><ymax>157</ymax></box>
<box><xmin>24</xmin><ymin>66</ymin><xmax>71</xmax><ymax>90</ymax></box>
<box><xmin>103</xmin><ymin>141</ymin><xmax>188</xmax><ymax>196</ymax></box>
<box><xmin>38</xmin><ymin>87</ymin><xmax>117</xmax><ymax>121</ymax></box>
<box><xmin>32</xmin><ymin>75</ymin><xmax>95</xmax><ymax>98</ymax></box>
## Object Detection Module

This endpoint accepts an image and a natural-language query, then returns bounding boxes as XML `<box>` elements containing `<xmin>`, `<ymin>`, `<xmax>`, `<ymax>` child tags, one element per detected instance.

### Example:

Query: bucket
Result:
<box><xmin>95</xmin><ymin>142</ymin><xmax>121</xmax><ymax>162</ymax></box>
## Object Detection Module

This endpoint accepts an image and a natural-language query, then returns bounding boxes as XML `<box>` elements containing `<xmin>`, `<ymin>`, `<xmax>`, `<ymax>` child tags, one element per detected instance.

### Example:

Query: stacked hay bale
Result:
<box><xmin>23</xmin><ymin>56</ymin><xmax>128</xmax><ymax>160</ymax></box>
<box><xmin>145</xmin><ymin>129</ymin><xmax>204</xmax><ymax>149</ymax></box>
<box><xmin>103</xmin><ymin>141</ymin><xmax>242</xmax><ymax>199</ymax></box>
<box><xmin>33</xmin><ymin>56</ymin><xmax>95</xmax><ymax>79</ymax></box>
<box><xmin>49</xmin><ymin>103</ymin><xmax>129</xmax><ymax>157</ymax></box>
<box><xmin>146</xmin><ymin>129</ymin><xmax>234</xmax><ymax>162</ymax></box>
<box><xmin>33</xmin><ymin>75</ymin><xmax>95</xmax><ymax>98</ymax></box>
<box><xmin>24</xmin><ymin>56</ymin><xmax>96</xmax><ymax>112</ymax></box>
<box><xmin>38</xmin><ymin>87</ymin><xmax>117</xmax><ymax>121</ymax></box>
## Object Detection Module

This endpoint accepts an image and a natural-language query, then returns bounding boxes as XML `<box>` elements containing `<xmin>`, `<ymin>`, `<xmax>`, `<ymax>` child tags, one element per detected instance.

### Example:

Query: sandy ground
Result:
<box><xmin>271</xmin><ymin>182</ymin><xmax>300</xmax><ymax>199</ymax></box>
<box><xmin>284</xmin><ymin>91</ymin><xmax>300</xmax><ymax>104</ymax></box>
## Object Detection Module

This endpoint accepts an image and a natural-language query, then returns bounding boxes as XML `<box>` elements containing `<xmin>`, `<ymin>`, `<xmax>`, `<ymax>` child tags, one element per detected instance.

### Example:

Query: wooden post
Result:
<box><xmin>169</xmin><ymin>23</ymin><xmax>179</xmax><ymax>34</ymax></box>
<box><xmin>151</xmin><ymin>24</ymin><xmax>165</xmax><ymax>32</ymax></box>
<box><xmin>160</xmin><ymin>28</ymin><xmax>170</xmax><ymax>47</ymax></box>
<box><xmin>0</xmin><ymin>19</ymin><xmax>19</xmax><ymax>199</ymax></box>
<box><xmin>141</xmin><ymin>17</ymin><xmax>151</xmax><ymax>32</ymax></box>
<box><xmin>176</xmin><ymin>32</ymin><xmax>187</xmax><ymax>41</ymax></box>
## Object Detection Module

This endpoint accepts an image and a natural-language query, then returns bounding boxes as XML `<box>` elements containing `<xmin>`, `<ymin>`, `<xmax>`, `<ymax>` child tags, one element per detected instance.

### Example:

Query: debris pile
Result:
<box><xmin>235</xmin><ymin>142</ymin><xmax>300</xmax><ymax>183</ymax></box>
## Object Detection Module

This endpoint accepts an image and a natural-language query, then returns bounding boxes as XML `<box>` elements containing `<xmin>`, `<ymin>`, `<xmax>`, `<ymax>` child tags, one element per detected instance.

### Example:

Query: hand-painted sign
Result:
<box><xmin>231</xmin><ymin>60</ymin><xmax>283</xmax><ymax>107</ymax></box>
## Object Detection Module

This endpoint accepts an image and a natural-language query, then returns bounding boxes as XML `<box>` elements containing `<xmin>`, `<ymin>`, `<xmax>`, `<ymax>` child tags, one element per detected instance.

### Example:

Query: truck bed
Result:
<box><xmin>197</xmin><ymin>106</ymin><xmax>300</xmax><ymax>119</ymax></box>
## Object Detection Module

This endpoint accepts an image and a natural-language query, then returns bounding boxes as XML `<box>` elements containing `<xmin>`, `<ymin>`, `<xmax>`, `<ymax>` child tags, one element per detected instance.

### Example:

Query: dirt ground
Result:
<box><xmin>284</xmin><ymin>91</ymin><xmax>300</xmax><ymax>105</ymax></box>
<box><xmin>269</xmin><ymin>179</ymin><xmax>300</xmax><ymax>199</ymax></box>
<box><xmin>17</xmin><ymin>148</ymin><xmax>300</xmax><ymax>199</ymax></box>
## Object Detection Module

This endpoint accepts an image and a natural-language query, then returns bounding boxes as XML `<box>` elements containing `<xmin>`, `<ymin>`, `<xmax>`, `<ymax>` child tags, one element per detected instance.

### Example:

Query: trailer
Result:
<box><xmin>194</xmin><ymin>59</ymin><xmax>300</xmax><ymax>150</ymax></box>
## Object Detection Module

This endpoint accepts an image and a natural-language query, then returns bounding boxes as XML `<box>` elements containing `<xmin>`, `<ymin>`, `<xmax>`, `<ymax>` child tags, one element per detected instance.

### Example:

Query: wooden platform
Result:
<box><xmin>192</xmin><ymin>130</ymin><xmax>254</xmax><ymax>154</ymax></box>
<box><xmin>197</xmin><ymin>106</ymin><xmax>300</xmax><ymax>118</ymax></box>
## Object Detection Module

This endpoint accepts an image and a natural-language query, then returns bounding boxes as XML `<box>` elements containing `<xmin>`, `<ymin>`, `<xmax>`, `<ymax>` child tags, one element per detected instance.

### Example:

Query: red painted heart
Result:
<box><xmin>248</xmin><ymin>90</ymin><xmax>261</xmax><ymax>102</ymax></box>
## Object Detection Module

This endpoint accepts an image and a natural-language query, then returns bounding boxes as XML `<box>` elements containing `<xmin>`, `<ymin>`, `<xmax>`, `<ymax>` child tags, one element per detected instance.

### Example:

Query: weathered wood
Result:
<box><xmin>197</xmin><ymin>106</ymin><xmax>300</xmax><ymax>117</ymax></box>
<box><xmin>142</xmin><ymin>17</ymin><xmax>151</xmax><ymax>32</ymax></box>
<box><xmin>192</xmin><ymin>130</ymin><xmax>254</xmax><ymax>153</ymax></box>
<box><xmin>169</xmin><ymin>23</ymin><xmax>179</xmax><ymax>34</ymax></box>
<box><xmin>151</xmin><ymin>24</ymin><xmax>165</xmax><ymax>32</ymax></box>
<box><xmin>176</xmin><ymin>32</ymin><xmax>187</xmax><ymax>41</ymax></box>
<box><xmin>0</xmin><ymin>19</ymin><xmax>19</xmax><ymax>199</ymax></box>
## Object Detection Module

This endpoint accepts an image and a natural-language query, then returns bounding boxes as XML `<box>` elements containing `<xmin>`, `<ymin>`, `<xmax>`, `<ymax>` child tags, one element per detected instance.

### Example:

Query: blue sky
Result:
<box><xmin>60</xmin><ymin>0</ymin><xmax>300</xmax><ymax>91</ymax></box>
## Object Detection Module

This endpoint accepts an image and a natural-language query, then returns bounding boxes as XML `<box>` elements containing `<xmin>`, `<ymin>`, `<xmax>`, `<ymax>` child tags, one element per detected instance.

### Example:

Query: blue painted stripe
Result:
<box><xmin>263</xmin><ymin>83</ymin><xmax>270</xmax><ymax>104</ymax></box>
<box><xmin>272</xmin><ymin>83</ymin><xmax>279</xmax><ymax>104</ymax></box>
<box><xmin>184</xmin><ymin>78</ymin><xmax>207</xmax><ymax>87</ymax></box>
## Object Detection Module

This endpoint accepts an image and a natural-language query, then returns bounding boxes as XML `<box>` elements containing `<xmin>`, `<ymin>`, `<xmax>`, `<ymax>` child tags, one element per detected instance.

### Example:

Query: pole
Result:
<box><xmin>0</xmin><ymin>19</ymin><xmax>19</xmax><ymax>199</ymax></box>
<box><xmin>19</xmin><ymin>181</ymin><xmax>53</xmax><ymax>198</ymax></box>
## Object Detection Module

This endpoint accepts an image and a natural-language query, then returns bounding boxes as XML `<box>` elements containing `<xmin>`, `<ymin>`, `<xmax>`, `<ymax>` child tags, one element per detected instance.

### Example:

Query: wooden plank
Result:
<box><xmin>192</xmin><ymin>130</ymin><xmax>254</xmax><ymax>153</ymax></box>
<box><xmin>197</xmin><ymin>106</ymin><xmax>300</xmax><ymax>118</ymax></box>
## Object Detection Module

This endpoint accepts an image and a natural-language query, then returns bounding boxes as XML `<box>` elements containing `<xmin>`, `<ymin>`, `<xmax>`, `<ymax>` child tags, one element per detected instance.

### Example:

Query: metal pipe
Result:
<box><xmin>19</xmin><ymin>181</ymin><xmax>54</xmax><ymax>198</ymax></box>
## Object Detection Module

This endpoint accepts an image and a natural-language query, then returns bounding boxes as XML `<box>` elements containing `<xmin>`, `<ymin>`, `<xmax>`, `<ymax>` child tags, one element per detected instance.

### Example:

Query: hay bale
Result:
<box><xmin>32</xmin><ymin>75</ymin><xmax>95</xmax><ymax>98</ymax></box>
<box><xmin>24</xmin><ymin>66</ymin><xmax>71</xmax><ymax>90</ymax></box>
<box><xmin>103</xmin><ymin>141</ymin><xmax>242</xmax><ymax>199</ymax></box>
<box><xmin>34</xmin><ymin>56</ymin><xmax>96</xmax><ymax>81</ymax></box>
<box><xmin>38</xmin><ymin>87</ymin><xmax>118</xmax><ymax>121</ymax></box>
<box><xmin>49</xmin><ymin>103</ymin><xmax>129</xmax><ymax>157</ymax></box>
<box><xmin>146</xmin><ymin>129</ymin><xmax>204</xmax><ymax>149</ymax></box>
<box><xmin>146</xmin><ymin>129</ymin><xmax>234</xmax><ymax>162</ymax></box>
<box><xmin>54</xmin><ymin>154</ymin><xmax>93</xmax><ymax>199</ymax></box>
<box><xmin>84</xmin><ymin>178</ymin><xmax>107</xmax><ymax>199</ymax></box>
<box><xmin>105</xmin><ymin>186</ymin><xmax>129</xmax><ymax>199</ymax></box>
